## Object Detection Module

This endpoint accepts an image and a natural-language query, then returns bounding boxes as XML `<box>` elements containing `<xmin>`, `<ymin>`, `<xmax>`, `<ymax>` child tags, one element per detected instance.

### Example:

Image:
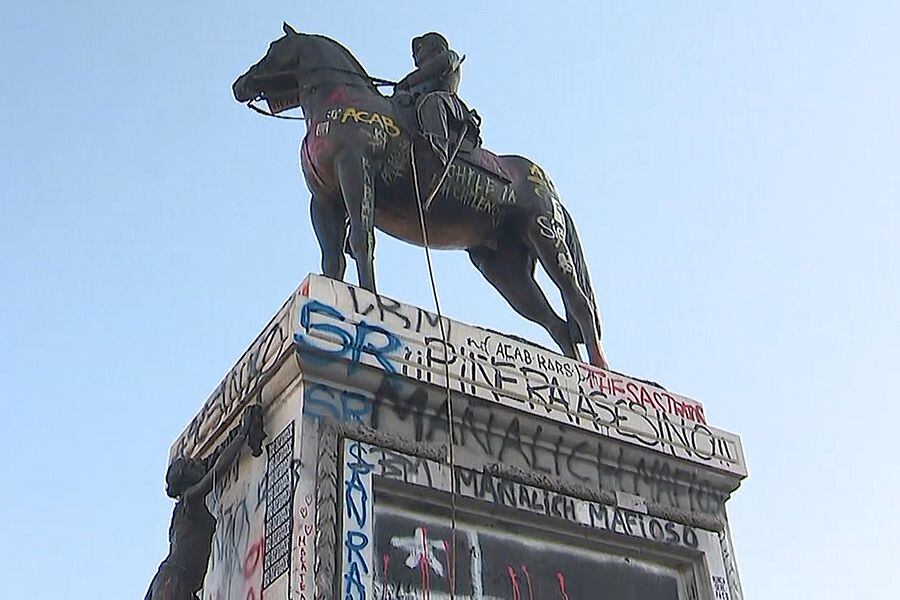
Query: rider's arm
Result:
<box><xmin>184</xmin><ymin>405</ymin><xmax>263</xmax><ymax>500</ymax></box>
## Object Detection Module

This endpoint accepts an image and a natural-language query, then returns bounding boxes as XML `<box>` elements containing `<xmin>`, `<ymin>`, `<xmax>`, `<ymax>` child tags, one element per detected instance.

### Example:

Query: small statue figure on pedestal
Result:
<box><xmin>146</xmin><ymin>404</ymin><xmax>266</xmax><ymax>600</ymax></box>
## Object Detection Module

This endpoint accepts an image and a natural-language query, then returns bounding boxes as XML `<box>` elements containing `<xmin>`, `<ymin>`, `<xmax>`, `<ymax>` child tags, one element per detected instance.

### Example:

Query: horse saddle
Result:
<box><xmin>390</xmin><ymin>92</ymin><xmax>512</xmax><ymax>184</ymax></box>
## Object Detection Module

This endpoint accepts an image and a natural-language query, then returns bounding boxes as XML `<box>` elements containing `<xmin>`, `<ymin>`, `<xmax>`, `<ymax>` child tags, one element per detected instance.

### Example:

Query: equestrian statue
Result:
<box><xmin>232</xmin><ymin>23</ymin><xmax>610</xmax><ymax>369</ymax></box>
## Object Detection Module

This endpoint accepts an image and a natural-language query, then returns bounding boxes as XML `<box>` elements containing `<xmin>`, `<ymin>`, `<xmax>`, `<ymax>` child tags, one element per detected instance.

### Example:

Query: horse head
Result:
<box><xmin>232</xmin><ymin>23</ymin><xmax>374</xmax><ymax>114</ymax></box>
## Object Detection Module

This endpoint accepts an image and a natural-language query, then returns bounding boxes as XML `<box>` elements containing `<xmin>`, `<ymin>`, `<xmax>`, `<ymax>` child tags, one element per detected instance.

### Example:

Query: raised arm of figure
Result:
<box><xmin>184</xmin><ymin>404</ymin><xmax>265</xmax><ymax>500</ymax></box>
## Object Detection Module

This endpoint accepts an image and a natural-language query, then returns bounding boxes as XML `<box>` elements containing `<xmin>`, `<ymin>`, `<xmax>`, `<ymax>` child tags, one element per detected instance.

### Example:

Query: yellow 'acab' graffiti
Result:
<box><xmin>338</xmin><ymin>107</ymin><xmax>401</xmax><ymax>138</ymax></box>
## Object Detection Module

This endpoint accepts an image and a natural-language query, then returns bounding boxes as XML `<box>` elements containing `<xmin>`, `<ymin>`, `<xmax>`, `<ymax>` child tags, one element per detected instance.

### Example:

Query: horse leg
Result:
<box><xmin>525</xmin><ymin>221</ymin><xmax>609</xmax><ymax>369</ymax></box>
<box><xmin>468</xmin><ymin>244</ymin><xmax>578</xmax><ymax>359</ymax></box>
<box><xmin>310</xmin><ymin>194</ymin><xmax>348</xmax><ymax>280</ymax></box>
<box><xmin>335</xmin><ymin>152</ymin><xmax>377</xmax><ymax>292</ymax></box>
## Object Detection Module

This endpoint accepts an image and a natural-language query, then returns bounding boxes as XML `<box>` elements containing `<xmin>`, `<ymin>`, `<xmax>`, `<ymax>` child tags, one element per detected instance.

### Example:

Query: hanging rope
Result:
<box><xmin>248</xmin><ymin>71</ymin><xmax>468</xmax><ymax>591</ymax></box>
<box><xmin>409</xmin><ymin>131</ymin><xmax>469</xmax><ymax>600</ymax></box>
<box><xmin>420</xmin><ymin>125</ymin><xmax>468</xmax><ymax>212</ymax></box>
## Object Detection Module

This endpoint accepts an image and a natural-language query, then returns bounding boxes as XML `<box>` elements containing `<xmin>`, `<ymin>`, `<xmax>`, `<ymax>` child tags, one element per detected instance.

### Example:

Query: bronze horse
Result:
<box><xmin>233</xmin><ymin>24</ymin><xmax>609</xmax><ymax>369</ymax></box>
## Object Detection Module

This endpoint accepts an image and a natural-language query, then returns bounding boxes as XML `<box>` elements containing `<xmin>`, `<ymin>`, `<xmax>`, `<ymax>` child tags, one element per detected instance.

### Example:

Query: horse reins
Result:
<box><xmin>247</xmin><ymin>98</ymin><xmax>307</xmax><ymax>120</ymax></box>
<box><xmin>245</xmin><ymin>66</ymin><xmax>396</xmax><ymax>120</ymax></box>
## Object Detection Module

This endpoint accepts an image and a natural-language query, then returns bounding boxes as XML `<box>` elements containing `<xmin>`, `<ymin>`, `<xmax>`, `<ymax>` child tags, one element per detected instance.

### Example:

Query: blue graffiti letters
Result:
<box><xmin>345</xmin><ymin>441</ymin><xmax>373</xmax><ymax>526</ymax></box>
<box><xmin>295</xmin><ymin>300</ymin><xmax>403</xmax><ymax>373</ymax></box>
<box><xmin>343</xmin><ymin>531</ymin><xmax>370</xmax><ymax>600</ymax></box>
<box><xmin>304</xmin><ymin>383</ymin><xmax>373</xmax><ymax>423</ymax></box>
<box><xmin>343</xmin><ymin>440</ymin><xmax>373</xmax><ymax>599</ymax></box>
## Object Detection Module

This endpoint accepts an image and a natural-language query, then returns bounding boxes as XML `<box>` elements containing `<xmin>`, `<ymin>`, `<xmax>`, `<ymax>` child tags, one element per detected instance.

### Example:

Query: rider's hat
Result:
<box><xmin>413</xmin><ymin>32</ymin><xmax>449</xmax><ymax>55</ymax></box>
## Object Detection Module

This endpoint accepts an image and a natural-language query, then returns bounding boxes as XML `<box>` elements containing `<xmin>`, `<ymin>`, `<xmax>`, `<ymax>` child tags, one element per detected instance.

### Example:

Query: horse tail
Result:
<box><xmin>562</xmin><ymin>205</ymin><xmax>602</xmax><ymax>345</ymax></box>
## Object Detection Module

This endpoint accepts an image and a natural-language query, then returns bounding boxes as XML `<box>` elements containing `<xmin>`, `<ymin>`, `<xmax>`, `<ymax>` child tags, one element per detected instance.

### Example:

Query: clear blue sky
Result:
<box><xmin>2</xmin><ymin>2</ymin><xmax>898</xmax><ymax>598</ymax></box>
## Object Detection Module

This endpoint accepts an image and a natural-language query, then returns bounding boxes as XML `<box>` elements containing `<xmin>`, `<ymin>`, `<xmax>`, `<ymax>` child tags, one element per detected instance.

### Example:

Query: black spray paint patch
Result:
<box><xmin>373</xmin><ymin>509</ymin><xmax>681</xmax><ymax>599</ymax></box>
<box><xmin>263</xmin><ymin>422</ymin><xmax>294</xmax><ymax>588</ymax></box>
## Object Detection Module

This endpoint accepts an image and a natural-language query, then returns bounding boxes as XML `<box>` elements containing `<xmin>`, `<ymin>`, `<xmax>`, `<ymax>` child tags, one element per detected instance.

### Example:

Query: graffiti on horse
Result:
<box><xmin>233</xmin><ymin>24</ymin><xmax>608</xmax><ymax>369</ymax></box>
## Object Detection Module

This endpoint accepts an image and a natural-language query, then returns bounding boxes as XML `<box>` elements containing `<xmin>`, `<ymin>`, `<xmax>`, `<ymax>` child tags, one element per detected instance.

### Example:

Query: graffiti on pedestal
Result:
<box><xmin>205</xmin><ymin>463</ymin><xmax>266</xmax><ymax>600</ymax></box>
<box><xmin>373</xmin><ymin>510</ymin><xmax>681</xmax><ymax>599</ymax></box>
<box><xmin>172</xmin><ymin>291</ymin><xmax>301</xmax><ymax>460</ymax></box>
<box><xmin>342</xmin><ymin>439</ymin><xmax>375</xmax><ymax>600</ymax></box>
<box><xmin>295</xmin><ymin>299</ymin><xmax>404</xmax><ymax>375</ymax></box>
<box><xmin>310</xmin><ymin>274</ymin><xmax>708</xmax><ymax>425</ymax></box>
<box><xmin>293</xmin><ymin>418</ymin><xmax>319</xmax><ymax>600</ymax></box>
<box><xmin>293</xmin><ymin>288</ymin><xmax>745</xmax><ymax>478</ymax></box>
<box><xmin>304</xmin><ymin>379</ymin><xmax>727</xmax><ymax>516</ymax></box>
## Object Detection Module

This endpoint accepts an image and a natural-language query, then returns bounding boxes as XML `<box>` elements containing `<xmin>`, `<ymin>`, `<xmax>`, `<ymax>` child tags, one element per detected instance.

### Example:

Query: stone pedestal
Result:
<box><xmin>171</xmin><ymin>274</ymin><xmax>746</xmax><ymax>600</ymax></box>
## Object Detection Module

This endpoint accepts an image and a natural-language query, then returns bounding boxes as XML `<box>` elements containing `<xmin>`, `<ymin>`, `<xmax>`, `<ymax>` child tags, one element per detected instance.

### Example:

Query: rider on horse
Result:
<box><xmin>395</xmin><ymin>32</ymin><xmax>482</xmax><ymax>169</ymax></box>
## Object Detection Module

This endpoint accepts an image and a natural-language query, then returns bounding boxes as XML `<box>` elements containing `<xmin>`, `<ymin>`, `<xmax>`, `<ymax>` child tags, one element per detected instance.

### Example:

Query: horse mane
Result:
<box><xmin>302</xmin><ymin>34</ymin><xmax>374</xmax><ymax>85</ymax></box>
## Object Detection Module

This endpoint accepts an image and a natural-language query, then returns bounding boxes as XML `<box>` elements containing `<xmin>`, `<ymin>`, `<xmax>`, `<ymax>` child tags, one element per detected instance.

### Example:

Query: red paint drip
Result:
<box><xmin>381</xmin><ymin>553</ymin><xmax>391</xmax><ymax>600</ymax></box>
<box><xmin>556</xmin><ymin>571</ymin><xmax>570</xmax><ymax>600</ymax></box>
<box><xmin>521</xmin><ymin>564</ymin><xmax>534</xmax><ymax>600</ymax></box>
<box><xmin>242</xmin><ymin>538</ymin><xmax>263</xmax><ymax>580</ymax></box>
<box><xmin>507</xmin><ymin>565</ymin><xmax>521</xmax><ymax>600</ymax></box>
<box><xmin>326</xmin><ymin>86</ymin><xmax>352</xmax><ymax>104</ymax></box>
<box><xmin>420</xmin><ymin>527</ymin><xmax>430</xmax><ymax>600</ymax></box>
<box><xmin>443</xmin><ymin>540</ymin><xmax>455</xmax><ymax>595</ymax></box>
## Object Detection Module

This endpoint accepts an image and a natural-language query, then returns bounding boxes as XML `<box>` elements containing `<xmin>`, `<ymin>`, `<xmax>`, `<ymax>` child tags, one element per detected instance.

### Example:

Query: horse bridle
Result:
<box><xmin>246</xmin><ymin>66</ymin><xmax>397</xmax><ymax>121</ymax></box>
